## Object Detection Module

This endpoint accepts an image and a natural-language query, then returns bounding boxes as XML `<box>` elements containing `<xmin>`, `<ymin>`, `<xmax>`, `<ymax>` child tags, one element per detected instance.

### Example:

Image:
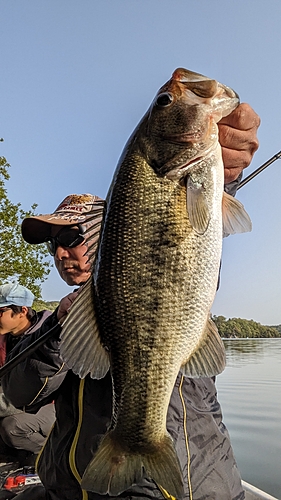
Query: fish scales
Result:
<box><xmin>97</xmin><ymin>160</ymin><xmax>217</xmax><ymax>367</ymax></box>
<box><xmin>61</xmin><ymin>68</ymin><xmax>252</xmax><ymax>499</ymax></box>
<box><xmin>95</xmin><ymin>156</ymin><xmax>221</xmax><ymax>435</ymax></box>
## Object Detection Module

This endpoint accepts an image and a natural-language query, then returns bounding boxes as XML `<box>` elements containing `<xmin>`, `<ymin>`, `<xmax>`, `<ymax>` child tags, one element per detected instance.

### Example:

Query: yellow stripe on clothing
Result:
<box><xmin>179</xmin><ymin>374</ymin><xmax>193</xmax><ymax>500</ymax></box>
<box><xmin>69</xmin><ymin>378</ymin><xmax>88</xmax><ymax>500</ymax></box>
<box><xmin>157</xmin><ymin>483</ymin><xmax>177</xmax><ymax>500</ymax></box>
<box><xmin>157</xmin><ymin>375</ymin><xmax>193</xmax><ymax>500</ymax></box>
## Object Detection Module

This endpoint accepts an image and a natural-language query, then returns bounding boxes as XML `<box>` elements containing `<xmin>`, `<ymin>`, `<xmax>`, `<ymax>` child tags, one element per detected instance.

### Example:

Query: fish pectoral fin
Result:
<box><xmin>186</xmin><ymin>176</ymin><xmax>210</xmax><ymax>234</ymax></box>
<box><xmin>180</xmin><ymin>318</ymin><xmax>226</xmax><ymax>377</ymax></box>
<box><xmin>60</xmin><ymin>278</ymin><xmax>110</xmax><ymax>379</ymax></box>
<box><xmin>222</xmin><ymin>191</ymin><xmax>252</xmax><ymax>237</ymax></box>
<box><xmin>81</xmin><ymin>432</ymin><xmax>184</xmax><ymax>500</ymax></box>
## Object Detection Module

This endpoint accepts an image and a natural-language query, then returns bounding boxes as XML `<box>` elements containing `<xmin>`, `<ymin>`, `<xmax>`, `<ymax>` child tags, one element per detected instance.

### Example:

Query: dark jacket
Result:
<box><xmin>2</xmin><ymin>312</ymin><xmax>68</xmax><ymax>414</ymax></box>
<box><xmin>0</xmin><ymin>309</ymin><xmax>53</xmax><ymax>418</ymax></box>
<box><xmin>2</xmin><ymin>311</ymin><xmax>244</xmax><ymax>500</ymax></box>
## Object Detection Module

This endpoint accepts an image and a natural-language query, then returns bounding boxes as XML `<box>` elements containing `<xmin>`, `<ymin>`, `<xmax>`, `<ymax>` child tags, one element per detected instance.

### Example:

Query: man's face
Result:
<box><xmin>50</xmin><ymin>225</ymin><xmax>91</xmax><ymax>286</ymax></box>
<box><xmin>0</xmin><ymin>307</ymin><xmax>29</xmax><ymax>335</ymax></box>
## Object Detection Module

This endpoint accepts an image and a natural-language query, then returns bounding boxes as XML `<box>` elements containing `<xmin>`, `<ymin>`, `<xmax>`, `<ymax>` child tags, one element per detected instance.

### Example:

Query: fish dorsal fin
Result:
<box><xmin>81</xmin><ymin>200</ymin><xmax>106</xmax><ymax>269</ymax></box>
<box><xmin>222</xmin><ymin>192</ymin><xmax>252</xmax><ymax>237</ymax></box>
<box><xmin>186</xmin><ymin>176</ymin><xmax>210</xmax><ymax>234</ymax></box>
<box><xmin>180</xmin><ymin>318</ymin><xmax>226</xmax><ymax>377</ymax></box>
<box><xmin>60</xmin><ymin>278</ymin><xmax>110</xmax><ymax>379</ymax></box>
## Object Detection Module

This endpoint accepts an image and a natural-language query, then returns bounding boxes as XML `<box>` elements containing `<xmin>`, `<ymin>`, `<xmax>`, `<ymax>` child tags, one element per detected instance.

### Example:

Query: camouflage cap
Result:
<box><xmin>22</xmin><ymin>194</ymin><xmax>105</xmax><ymax>244</ymax></box>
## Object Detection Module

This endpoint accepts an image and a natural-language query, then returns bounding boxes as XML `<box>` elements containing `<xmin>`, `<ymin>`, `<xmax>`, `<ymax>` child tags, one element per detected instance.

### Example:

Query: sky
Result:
<box><xmin>1</xmin><ymin>0</ymin><xmax>281</xmax><ymax>325</ymax></box>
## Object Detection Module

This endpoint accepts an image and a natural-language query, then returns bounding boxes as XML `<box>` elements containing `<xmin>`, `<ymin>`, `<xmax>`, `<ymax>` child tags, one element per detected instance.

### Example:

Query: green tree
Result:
<box><xmin>0</xmin><ymin>156</ymin><xmax>51</xmax><ymax>297</ymax></box>
<box><xmin>213</xmin><ymin>315</ymin><xmax>281</xmax><ymax>338</ymax></box>
<box><xmin>33</xmin><ymin>299</ymin><xmax>59</xmax><ymax>312</ymax></box>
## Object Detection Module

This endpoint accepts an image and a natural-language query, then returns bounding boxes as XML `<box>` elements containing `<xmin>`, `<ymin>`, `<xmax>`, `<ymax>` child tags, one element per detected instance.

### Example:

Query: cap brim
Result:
<box><xmin>21</xmin><ymin>214</ymin><xmax>87</xmax><ymax>244</ymax></box>
<box><xmin>0</xmin><ymin>302</ymin><xmax>12</xmax><ymax>308</ymax></box>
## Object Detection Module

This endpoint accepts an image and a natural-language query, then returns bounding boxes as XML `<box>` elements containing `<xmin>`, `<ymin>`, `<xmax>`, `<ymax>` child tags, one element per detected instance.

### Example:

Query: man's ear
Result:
<box><xmin>20</xmin><ymin>306</ymin><xmax>29</xmax><ymax>317</ymax></box>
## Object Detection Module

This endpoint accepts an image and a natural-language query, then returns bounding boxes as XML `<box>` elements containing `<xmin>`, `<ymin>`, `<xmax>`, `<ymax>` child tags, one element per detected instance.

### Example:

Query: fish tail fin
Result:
<box><xmin>142</xmin><ymin>436</ymin><xmax>184</xmax><ymax>500</ymax></box>
<box><xmin>81</xmin><ymin>432</ymin><xmax>184</xmax><ymax>500</ymax></box>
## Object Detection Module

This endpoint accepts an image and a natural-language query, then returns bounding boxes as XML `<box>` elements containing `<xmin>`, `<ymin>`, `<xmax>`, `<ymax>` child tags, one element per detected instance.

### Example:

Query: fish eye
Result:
<box><xmin>155</xmin><ymin>92</ymin><xmax>173</xmax><ymax>107</ymax></box>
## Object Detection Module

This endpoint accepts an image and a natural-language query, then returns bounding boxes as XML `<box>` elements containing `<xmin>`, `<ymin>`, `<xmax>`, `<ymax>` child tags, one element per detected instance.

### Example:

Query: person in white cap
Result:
<box><xmin>0</xmin><ymin>282</ymin><xmax>56</xmax><ymax>469</ymax></box>
<box><xmin>0</xmin><ymin>103</ymin><xmax>260</xmax><ymax>500</ymax></box>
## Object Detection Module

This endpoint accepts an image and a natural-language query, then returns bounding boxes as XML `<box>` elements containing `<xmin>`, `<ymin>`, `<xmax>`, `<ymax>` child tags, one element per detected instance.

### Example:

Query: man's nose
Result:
<box><xmin>55</xmin><ymin>245</ymin><xmax>71</xmax><ymax>259</ymax></box>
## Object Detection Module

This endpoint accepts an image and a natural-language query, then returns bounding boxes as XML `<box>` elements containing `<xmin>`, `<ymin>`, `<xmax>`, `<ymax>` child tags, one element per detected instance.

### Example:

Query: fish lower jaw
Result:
<box><xmin>165</xmin><ymin>155</ymin><xmax>204</xmax><ymax>180</ymax></box>
<box><xmin>164</xmin><ymin>140</ymin><xmax>219</xmax><ymax>181</ymax></box>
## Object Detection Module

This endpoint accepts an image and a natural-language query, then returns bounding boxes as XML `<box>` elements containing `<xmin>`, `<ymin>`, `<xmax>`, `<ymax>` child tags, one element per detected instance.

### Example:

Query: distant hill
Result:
<box><xmin>213</xmin><ymin>315</ymin><xmax>281</xmax><ymax>338</ymax></box>
<box><xmin>33</xmin><ymin>299</ymin><xmax>59</xmax><ymax>312</ymax></box>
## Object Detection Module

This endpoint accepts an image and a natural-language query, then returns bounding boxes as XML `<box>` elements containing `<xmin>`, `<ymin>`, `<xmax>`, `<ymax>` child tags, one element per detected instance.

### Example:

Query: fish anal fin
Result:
<box><xmin>60</xmin><ymin>278</ymin><xmax>110</xmax><ymax>379</ymax></box>
<box><xmin>181</xmin><ymin>318</ymin><xmax>226</xmax><ymax>377</ymax></box>
<box><xmin>81</xmin><ymin>432</ymin><xmax>184</xmax><ymax>500</ymax></box>
<box><xmin>222</xmin><ymin>191</ymin><xmax>252</xmax><ymax>237</ymax></box>
<box><xmin>186</xmin><ymin>176</ymin><xmax>210</xmax><ymax>234</ymax></box>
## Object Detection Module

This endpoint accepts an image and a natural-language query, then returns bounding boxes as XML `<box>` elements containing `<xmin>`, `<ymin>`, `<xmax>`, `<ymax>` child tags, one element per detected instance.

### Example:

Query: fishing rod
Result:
<box><xmin>0</xmin><ymin>150</ymin><xmax>280</xmax><ymax>380</ymax></box>
<box><xmin>0</xmin><ymin>324</ymin><xmax>59</xmax><ymax>378</ymax></box>
<box><xmin>238</xmin><ymin>150</ymin><xmax>281</xmax><ymax>190</ymax></box>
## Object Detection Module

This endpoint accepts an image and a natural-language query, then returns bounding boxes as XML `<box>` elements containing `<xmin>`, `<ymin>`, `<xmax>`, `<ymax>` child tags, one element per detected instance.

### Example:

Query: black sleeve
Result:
<box><xmin>224</xmin><ymin>172</ymin><xmax>242</xmax><ymax>197</ymax></box>
<box><xmin>1</xmin><ymin>311</ymin><xmax>68</xmax><ymax>411</ymax></box>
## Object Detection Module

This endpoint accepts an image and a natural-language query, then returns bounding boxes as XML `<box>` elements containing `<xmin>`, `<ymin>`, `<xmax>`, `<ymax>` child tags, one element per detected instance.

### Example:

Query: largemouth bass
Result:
<box><xmin>61</xmin><ymin>68</ymin><xmax>251</xmax><ymax>499</ymax></box>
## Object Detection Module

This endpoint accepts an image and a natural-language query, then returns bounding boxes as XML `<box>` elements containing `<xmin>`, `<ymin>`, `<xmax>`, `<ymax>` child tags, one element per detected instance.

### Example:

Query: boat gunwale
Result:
<box><xmin>242</xmin><ymin>480</ymin><xmax>279</xmax><ymax>500</ymax></box>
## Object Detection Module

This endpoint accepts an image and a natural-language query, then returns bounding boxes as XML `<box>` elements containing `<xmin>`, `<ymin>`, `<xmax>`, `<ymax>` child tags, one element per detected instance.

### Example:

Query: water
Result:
<box><xmin>216</xmin><ymin>338</ymin><xmax>281</xmax><ymax>499</ymax></box>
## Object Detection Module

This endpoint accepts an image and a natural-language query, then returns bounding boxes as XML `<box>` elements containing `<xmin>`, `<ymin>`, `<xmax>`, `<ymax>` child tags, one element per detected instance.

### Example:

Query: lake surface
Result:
<box><xmin>216</xmin><ymin>338</ymin><xmax>281</xmax><ymax>499</ymax></box>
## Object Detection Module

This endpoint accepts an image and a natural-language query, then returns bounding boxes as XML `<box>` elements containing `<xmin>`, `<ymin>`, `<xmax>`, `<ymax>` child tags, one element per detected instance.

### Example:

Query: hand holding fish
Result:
<box><xmin>218</xmin><ymin>103</ymin><xmax>260</xmax><ymax>184</ymax></box>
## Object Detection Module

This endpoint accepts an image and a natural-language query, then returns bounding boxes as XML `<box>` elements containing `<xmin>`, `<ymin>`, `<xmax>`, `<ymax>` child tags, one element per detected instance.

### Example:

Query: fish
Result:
<box><xmin>60</xmin><ymin>67</ymin><xmax>252</xmax><ymax>499</ymax></box>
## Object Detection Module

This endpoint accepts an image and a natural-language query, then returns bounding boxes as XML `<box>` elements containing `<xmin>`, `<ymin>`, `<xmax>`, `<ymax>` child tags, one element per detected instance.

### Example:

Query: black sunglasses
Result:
<box><xmin>45</xmin><ymin>224</ymin><xmax>85</xmax><ymax>256</ymax></box>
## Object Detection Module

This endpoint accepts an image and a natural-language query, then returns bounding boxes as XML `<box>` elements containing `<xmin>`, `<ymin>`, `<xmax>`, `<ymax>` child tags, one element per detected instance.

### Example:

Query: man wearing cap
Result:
<box><xmin>2</xmin><ymin>194</ymin><xmax>111</xmax><ymax>500</ymax></box>
<box><xmin>21</xmin><ymin>194</ymin><xmax>104</xmax><ymax>287</ymax></box>
<box><xmin>0</xmin><ymin>282</ymin><xmax>56</xmax><ymax>467</ymax></box>
<box><xmin>1</xmin><ymin>104</ymin><xmax>260</xmax><ymax>500</ymax></box>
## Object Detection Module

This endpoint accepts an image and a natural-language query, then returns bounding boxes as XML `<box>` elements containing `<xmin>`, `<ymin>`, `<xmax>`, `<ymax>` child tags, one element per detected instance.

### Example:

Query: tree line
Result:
<box><xmin>213</xmin><ymin>315</ymin><xmax>281</xmax><ymax>338</ymax></box>
<box><xmin>0</xmin><ymin>156</ymin><xmax>51</xmax><ymax>297</ymax></box>
<box><xmin>33</xmin><ymin>300</ymin><xmax>59</xmax><ymax>312</ymax></box>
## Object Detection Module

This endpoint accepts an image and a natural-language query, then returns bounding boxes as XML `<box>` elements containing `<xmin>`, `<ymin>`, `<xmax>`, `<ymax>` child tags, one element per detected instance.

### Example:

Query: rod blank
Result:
<box><xmin>238</xmin><ymin>150</ymin><xmax>281</xmax><ymax>190</ymax></box>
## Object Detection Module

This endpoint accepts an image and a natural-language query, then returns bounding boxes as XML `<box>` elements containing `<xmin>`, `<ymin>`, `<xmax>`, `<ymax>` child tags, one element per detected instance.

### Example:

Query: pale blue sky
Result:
<box><xmin>1</xmin><ymin>1</ymin><xmax>281</xmax><ymax>324</ymax></box>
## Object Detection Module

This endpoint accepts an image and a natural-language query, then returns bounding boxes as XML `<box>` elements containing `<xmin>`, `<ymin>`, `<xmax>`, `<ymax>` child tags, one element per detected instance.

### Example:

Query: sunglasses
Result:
<box><xmin>0</xmin><ymin>307</ymin><xmax>12</xmax><ymax>317</ymax></box>
<box><xmin>45</xmin><ymin>224</ymin><xmax>85</xmax><ymax>256</ymax></box>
